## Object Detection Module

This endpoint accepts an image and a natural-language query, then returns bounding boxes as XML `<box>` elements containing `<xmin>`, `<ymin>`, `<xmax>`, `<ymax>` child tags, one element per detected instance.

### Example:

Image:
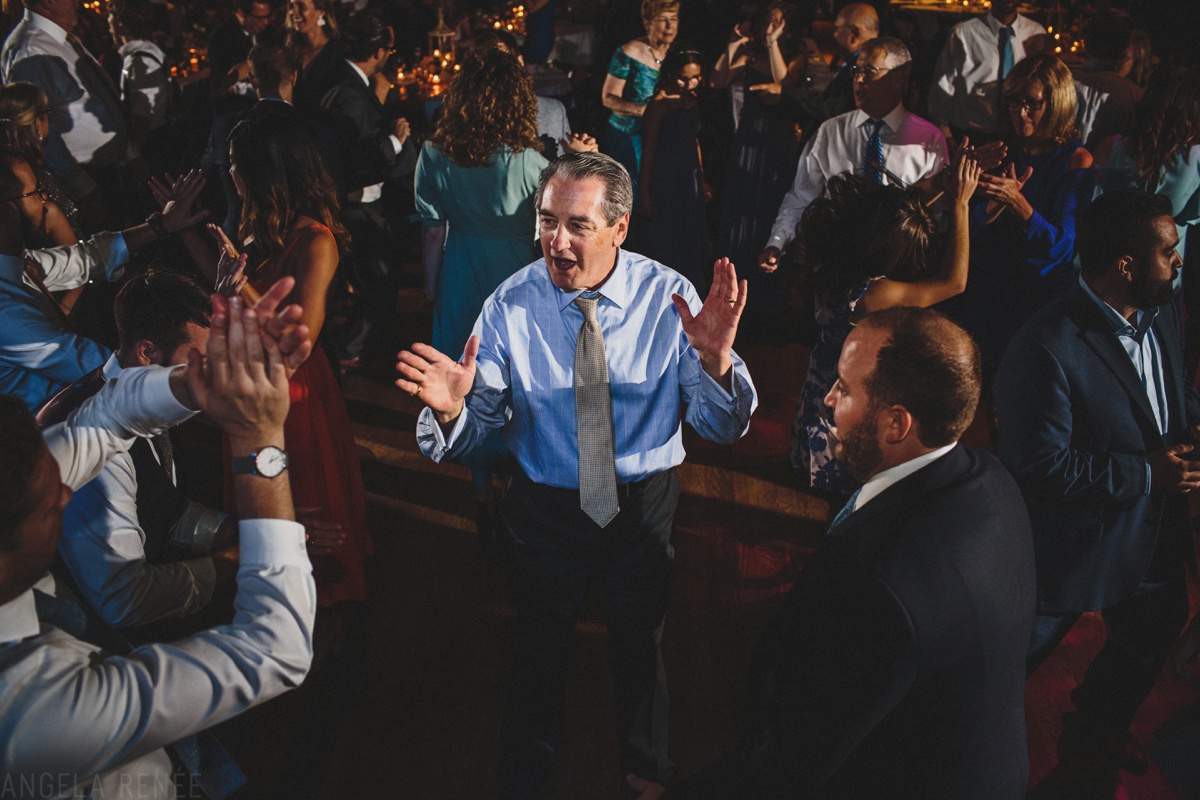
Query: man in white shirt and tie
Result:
<box><xmin>1</xmin><ymin>0</ymin><xmax>140</xmax><ymax>224</ymax></box>
<box><xmin>759</xmin><ymin>37</ymin><xmax>949</xmax><ymax>273</ymax></box>
<box><xmin>927</xmin><ymin>0</ymin><xmax>1047</xmax><ymax>142</ymax></box>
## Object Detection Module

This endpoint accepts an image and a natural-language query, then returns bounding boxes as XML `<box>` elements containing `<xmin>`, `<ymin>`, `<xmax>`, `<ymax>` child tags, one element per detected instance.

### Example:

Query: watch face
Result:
<box><xmin>254</xmin><ymin>446</ymin><xmax>288</xmax><ymax>478</ymax></box>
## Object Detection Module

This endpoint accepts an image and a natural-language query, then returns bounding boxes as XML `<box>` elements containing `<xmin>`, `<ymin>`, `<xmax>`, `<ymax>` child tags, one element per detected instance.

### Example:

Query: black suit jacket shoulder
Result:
<box><xmin>319</xmin><ymin>60</ymin><xmax>415</xmax><ymax>193</ymax></box>
<box><xmin>670</xmin><ymin>446</ymin><xmax>1036</xmax><ymax>800</ymax></box>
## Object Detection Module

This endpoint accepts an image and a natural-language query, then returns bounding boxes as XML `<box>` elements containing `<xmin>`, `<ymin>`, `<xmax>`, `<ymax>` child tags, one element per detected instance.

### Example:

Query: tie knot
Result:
<box><xmin>1000</xmin><ymin>25</ymin><xmax>1014</xmax><ymax>38</ymax></box>
<box><xmin>574</xmin><ymin>295</ymin><xmax>601</xmax><ymax>322</ymax></box>
<box><xmin>868</xmin><ymin>119</ymin><xmax>885</xmax><ymax>134</ymax></box>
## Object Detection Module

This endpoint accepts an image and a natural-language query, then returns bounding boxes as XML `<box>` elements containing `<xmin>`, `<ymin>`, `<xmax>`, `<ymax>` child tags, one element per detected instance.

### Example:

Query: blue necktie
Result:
<box><xmin>827</xmin><ymin>487</ymin><xmax>863</xmax><ymax>534</ymax></box>
<box><xmin>863</xmin><ymin>119</ymin><xmax>885</xmax><ymax>184</ymax></box>
<box><xmin>999</xmin><ymin>26</ymin><xmax>1015</xmax><ymax>81</ymax></box>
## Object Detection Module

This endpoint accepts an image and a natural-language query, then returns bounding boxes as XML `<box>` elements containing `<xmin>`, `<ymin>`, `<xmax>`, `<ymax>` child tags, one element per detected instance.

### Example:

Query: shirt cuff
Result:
<box><xmin>389</xmin><ymin>134</ymin><xmax>403</xmax><ymax>154</ymax></box>
<box><xmin>98</xmin><ymin>232</ymin><xmax>131</xmax><ymax>281</ymax></box>
<box><xmin>1144</xmin><ymin>460</ymin><xmax>1152</xmax><ymax>496</ymax></box>
<box><xmin>765</xmin><ymin>231</ymin><xmax>790</xmax><ymax>251</ymax></box>
<box><xmin>417</xmin><ymin>405</ymin><xmax>468</xmax><ymax>457</ymax></box>
<box><xmin>128</xmin><ymin>365</ymin><xmax>196</xmax><ymax>427</ymax></box>
<box><xmin>698</xmin><ymin>363</ymin><xmax>739</xmax><ymax>407</ymax></box>
<box><xmin>237</xmin><ymin>519</ymin><xmax>309</xmax><ymax>568</ymax></box>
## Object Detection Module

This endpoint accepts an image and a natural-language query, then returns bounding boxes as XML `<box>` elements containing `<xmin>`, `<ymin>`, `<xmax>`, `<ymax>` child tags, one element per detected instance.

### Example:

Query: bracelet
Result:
<box><xmin>146</xmin><ymin>211</ymin><xmax>168</xmax><ymax>238</ymax></box>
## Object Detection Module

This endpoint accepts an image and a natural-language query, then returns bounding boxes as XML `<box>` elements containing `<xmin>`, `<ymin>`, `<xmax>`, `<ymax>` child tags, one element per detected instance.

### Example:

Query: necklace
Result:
<box><xmin>647</xmin><ymin>39</ymin><xmax>666</xmax><ymax>65</ymax></box>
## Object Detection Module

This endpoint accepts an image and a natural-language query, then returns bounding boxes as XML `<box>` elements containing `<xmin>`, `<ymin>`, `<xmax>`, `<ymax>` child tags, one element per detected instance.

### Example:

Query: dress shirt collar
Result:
<box><xmin>346</xmin><ymin>59</ymin><xmax>371</xmax><ymax>87</ymax></box>
<box><xmin>853</xmin><ymin>442</ymin><xmax>957</xmax><ymax>512</ymax></box>
<box><xmin>102</xmin><ymin>351</ymin><xmax>123</xmax><ymax>380</ymax></box>
<box><xmin>983</xmin><ymin>11</ymin><xmax>1009</xmax><ymax>36</ymax></box>
<box><xmin>853</xmin><ymin>102</ymin><xmax>906</xmax><ymax>133</ymax></box>
<box><xmin>118</xmin><ymin>38</ymin><xmax>165</xmax><ymax>62</ymax></box>
<box><xmin>0</xmin><ymin>589</ymin><xmax>41</xmax><ymax>644</ymax></box>
<box><xmin>0</xmin><ymin>251</ymin><xmax>24</xmax><ymax>282</ymax></box>
<box><xmin>1079</xmin><ymin>275</ymin><xmax>1157</xmax><ymax>338</ymax></box>
<box><xmin>25</xmin><ymin>9</ymin><xmax>69</xmax><ymax>44</ymax></box>
<box><xmin>554</xmin><ymin>248</ymin><xmax>632</xmax><ymax>311</ymax></box>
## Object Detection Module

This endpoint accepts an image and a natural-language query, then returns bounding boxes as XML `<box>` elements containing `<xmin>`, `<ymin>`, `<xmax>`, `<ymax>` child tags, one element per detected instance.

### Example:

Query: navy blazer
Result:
<box><xmin>669</xmin><ymin>445</ymin><xmax>1036</xmax><ymax>800</ymax></box>
<box><xmin>995</xmin><ymin>281</ymin><xmax>1200</xmax><ymax>614</ymax></box>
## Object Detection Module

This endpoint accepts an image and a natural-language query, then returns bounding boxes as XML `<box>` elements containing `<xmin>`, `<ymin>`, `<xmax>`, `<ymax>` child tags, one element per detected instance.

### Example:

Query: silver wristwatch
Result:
<box><xmin>230</xmin><ymin>446</ymin><xmax>288</xmax><ymax>478</ymax></box>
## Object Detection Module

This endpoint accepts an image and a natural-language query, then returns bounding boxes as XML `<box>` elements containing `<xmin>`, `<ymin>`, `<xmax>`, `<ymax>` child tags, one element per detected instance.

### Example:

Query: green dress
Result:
<box><xmin>415</xmin><ymin>142</ymin><xmax>550</xmax><ymax>357</ymax></box>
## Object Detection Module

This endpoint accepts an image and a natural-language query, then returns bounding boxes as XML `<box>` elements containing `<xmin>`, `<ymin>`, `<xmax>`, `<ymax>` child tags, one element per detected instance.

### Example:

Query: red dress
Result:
<box><xmin>224</xmin><ymin>224</ymin><xmax>373</xmax><ymax>605</ymax></box>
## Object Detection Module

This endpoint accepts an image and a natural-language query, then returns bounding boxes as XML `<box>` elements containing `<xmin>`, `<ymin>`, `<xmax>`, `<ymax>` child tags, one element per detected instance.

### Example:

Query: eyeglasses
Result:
<box><xmin>1005</xmin><ymin>97</ymin><xmax>1046</xmax><ymax>113</ymax></box>
<box><xmin>3</xmin><ymin>187</ymin><xmax>46</xmax><ymax>205</ymax></box>
<box><xmin>850</xmin><ymin>64</ymin><xmax>893</xmax><ymax>80</ymax></box>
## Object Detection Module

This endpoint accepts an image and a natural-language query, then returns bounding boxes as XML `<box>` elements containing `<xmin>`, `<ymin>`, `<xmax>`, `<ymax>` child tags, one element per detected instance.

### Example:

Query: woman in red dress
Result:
<box><xmin>182</xmin><ymin>111</ymin><xmax>371</xmax><ymax>611</ymax></box>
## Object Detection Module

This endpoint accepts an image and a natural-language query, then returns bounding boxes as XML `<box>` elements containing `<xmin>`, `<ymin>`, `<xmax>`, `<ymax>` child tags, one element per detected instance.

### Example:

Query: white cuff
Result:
<box><xmin>237</xmin><ymin>519</ymin><xmax>309</xmax><ymax>567</ymax></box>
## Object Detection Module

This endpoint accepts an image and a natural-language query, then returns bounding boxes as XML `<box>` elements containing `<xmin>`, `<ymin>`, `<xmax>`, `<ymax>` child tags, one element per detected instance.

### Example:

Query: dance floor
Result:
<box><xmin>172</xmin><ymin>284</ymin><xmax>1200</xmax><ymax>799</ymax></box>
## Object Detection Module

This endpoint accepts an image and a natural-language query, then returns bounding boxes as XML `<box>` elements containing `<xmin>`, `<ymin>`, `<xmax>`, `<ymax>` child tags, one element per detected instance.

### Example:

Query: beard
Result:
<box><xmin>1129</xmin><ymin>266</ymin><xmax>1177</xmax><ymax>309</ymax></box>
<box><xmin>833</xmin><ymin>408</ymin><xmax>884</xmax><ymax>483</ymax></box>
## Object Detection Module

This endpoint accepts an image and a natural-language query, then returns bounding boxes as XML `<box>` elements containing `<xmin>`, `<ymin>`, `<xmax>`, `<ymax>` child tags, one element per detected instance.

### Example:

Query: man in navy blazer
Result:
<box><xmin>646</xmin><ymin>308</ymin><xmax>1036</xmax><ymax>800</ymax></box>
<box><xmin>996</xmin><ymin>189</ymin><xmax>1199</xmax><ymax>797</ymax></box>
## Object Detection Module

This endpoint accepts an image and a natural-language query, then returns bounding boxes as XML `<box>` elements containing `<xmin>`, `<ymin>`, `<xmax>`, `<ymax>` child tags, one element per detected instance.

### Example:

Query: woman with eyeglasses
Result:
<box><xmin>944</xmin><ymin>53</ymin><xmax>1094</xmax><ymax>373</ymax></box>
<box><xmin>0</xmin><ymin>82</ymin><xmax>80</xmax><ymax>242</ymax></box>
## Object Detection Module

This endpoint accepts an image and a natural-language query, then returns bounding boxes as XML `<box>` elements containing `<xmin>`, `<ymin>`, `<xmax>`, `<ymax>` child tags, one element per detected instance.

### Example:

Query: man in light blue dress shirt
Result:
<box><xmin>398</xmin><ymin>152</ymin><xmax>757</xmax><ymax>799</ymax></box>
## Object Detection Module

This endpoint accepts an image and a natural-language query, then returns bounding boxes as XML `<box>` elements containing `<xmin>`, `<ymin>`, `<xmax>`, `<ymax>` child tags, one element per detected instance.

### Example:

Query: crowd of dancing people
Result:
<box><xmin>2</xmin><ymin>0</ymin><xmax>1200</xmax><ymax>797</ymax></box>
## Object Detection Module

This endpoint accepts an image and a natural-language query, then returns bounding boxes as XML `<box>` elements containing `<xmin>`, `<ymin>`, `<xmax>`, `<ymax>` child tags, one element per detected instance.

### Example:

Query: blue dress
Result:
<box><xmin>603</xmin><ymin>47</ymin><xmax>659</xmax><ymax>190</ymax></box>
<box><xmin>636</xmin><ymin>102</ymin><xmax>711</xmax><ymax>291</ymax></box>
<box><xmin>414</xmin><ymin>142</ymin><xmax>549</xmax><ymax>358</ymax></box>
<box><xmin>944</xmin><ymin>140</ymin><xmax>1095</xmax><ymax>371</ymax></box>
<box><xmin>792</xmin><ymin>280</ymin><xmax>871</xmax><ymax>495</ymax></box>
<box><xmin>1096</xmin><ymin>138</ymin><xmax>1200</xmax><ymax>259</ymax></box>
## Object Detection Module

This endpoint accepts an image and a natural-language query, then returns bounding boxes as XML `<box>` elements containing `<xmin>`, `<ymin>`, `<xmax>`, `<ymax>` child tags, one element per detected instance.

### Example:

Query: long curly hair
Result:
<box><xmin>228</xmin><ymin>112</ymin><xmax>347</xmax><ymax>258</ymax></box>
<box><xmin>800</xmin><ymin>174</ymin><xmax>935</xmax><ymax>295</ymax></box>
<box><xmin>430</xmin><ymin>46</ymin><xmax>540</xmax><ymax>168</ymax></box>
<box><xmin>1125</xmin><ymin>64</ymin><xmax>1200</xmax><ymax>191</ymax></box>
<box><xmin>0</xmin><ymin>83</ymin><xmax>49</xmax><ymax>168</ymax></box>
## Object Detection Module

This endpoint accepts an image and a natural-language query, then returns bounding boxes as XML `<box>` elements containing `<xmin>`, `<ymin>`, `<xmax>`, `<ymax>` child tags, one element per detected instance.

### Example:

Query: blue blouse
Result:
<box><xmin>606</xmin><ymin>48</ymin><xmax>659</xmax><ymax>134</ymax></box>
<box><xmin>1096</xmin><ymin>137</ymin><xmax>1200</xmax><ymax>258</ymax></box>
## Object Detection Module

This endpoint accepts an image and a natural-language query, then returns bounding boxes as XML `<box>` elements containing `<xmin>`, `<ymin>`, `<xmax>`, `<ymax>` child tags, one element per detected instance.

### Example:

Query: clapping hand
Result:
<box><xmin>980</xmin><ymin>162</ymin><xmax>1034</xmax><ymax>223</ymax></box>
<box><xmin>729</xmin><ymin>21</ymin><xmax>752</xmax><ymax>46</ymax></box>
<box><xmin>396</xmin><ymin>336</ymin><xmax>480</xmax><ymax>424</ymax></box>
<box><xmin>561</xmin><ymin>132</ymin><xmax>599</xmax><ymax>153</ymax></box>
<box><xmin>208</xmin><ymin>223</ymin><xmax>251</xmax><ymax>300</ymax></box>
<box><xmin>249</xmin><ymin>276</ymin><xmax>312</xmax><ymax>379</ymax></box>
<box><xmin>296</xmin><ymin>507</ymin><xmax>348</xmax><ymax>556</ymax></box>
<box><xmin>765</xmin><ymin>16</ymin><xmax>786</xmax><ymax>45</ymax></box>
<box><xmin>948</xmin><ymin>146</ymin><xmax>983</xmax><ymax>205</ymax></box>
<box><xmin>146</xmin><ymin>169</ymin><xmax>210</xmax><ymax>235</ymax></box>
<box><xmin>672</xmin><ymin>257</ymin><xmax>746</xmax><ymax>386</ymax></box>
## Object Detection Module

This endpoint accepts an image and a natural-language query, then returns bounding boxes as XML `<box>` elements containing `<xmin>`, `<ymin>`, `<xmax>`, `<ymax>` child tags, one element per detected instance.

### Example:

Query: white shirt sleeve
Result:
<box><xmin>43</xmin><ymin>364</ymin><xmax>196</xmax><ymax>491</ymax></box>
<box><xmin>0</xmin><ymin>519</ymin><xmax>314</xmax><ymax>782</ymax></box>
<box><xmin>767</xmin><ymin>133</ymin><xmax>828</xmax><ymax>252</ymax></box>
<box><xmin>25</xmin><ymin>231</ymin><xmax>131</xmax><ymax>292</ymax></box>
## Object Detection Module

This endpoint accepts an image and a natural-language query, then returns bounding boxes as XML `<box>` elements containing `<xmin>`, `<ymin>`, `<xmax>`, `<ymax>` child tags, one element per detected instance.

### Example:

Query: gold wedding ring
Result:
<box><xmin>725</xmin><ymin>297</ymin><xmax>736</xmax><ymax>304</ymax></box>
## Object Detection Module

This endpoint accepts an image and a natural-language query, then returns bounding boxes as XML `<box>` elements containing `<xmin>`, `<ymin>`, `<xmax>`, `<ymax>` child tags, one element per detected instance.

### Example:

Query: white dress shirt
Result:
<box><xmin>766</xmin><ymin>104</ymin><xmax>948</xmax><ymax>252</ymax></box>
<box><xmin>345</xmin><ymin>60</ymin><xmax>403</xmax><ymax>204</ymax></box>
<box><xmin>852</xmin><ymin>443</ymin><xmax>958</xmax><ymax>512</ymax></box>
<box><xmin>59</xmin><ymin>355</ymin><xmax>221</xmax><ymax>628</ymax></box>
<box><xmin>0</xmin><ymin>10</ymin><xmax>134</xmax><ymax>199</ymax></box>
<box><xmin>0</xmin><ymin>365</ymin><xmax>315</xmax><ymax>798</ymax></box>
<box><xmin>119</xmin><ymin>38</ymin><xmax>171</xmax><ymax>133</ymax></box>
<box><xmin>0</xmin><ymin>232</ymin><xmax>130</xmax><ymax>410</ymax></box>
<box><xmin>927</xmin><ymin>12</ymin><xmax>1046</xmax><ymax>134</ymax></box>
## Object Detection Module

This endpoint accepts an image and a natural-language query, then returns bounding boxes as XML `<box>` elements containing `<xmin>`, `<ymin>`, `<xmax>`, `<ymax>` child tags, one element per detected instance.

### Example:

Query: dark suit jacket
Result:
<box><xmin>669</xmin><ymin>445</ymin><xmax>1036</xmax><ymax>800</ymax></box>
<box><xmin>319</xmin><ymin>60</ymin><xmax>416</xmax><ymax>194</ymax></box>
<box><xmin>780</xmin><ymin>58</ymin><xmax>856</xmax><ymax>146</ymax></box>
<box><xmin>995</xmin><ymin>282</ymin><xmax>1200</xmax><ymax>614</ymax></box>
<box><xmin>206</xmin><ymin>16</ymin><xmax>254</xmax><ymax>91</ymax></box>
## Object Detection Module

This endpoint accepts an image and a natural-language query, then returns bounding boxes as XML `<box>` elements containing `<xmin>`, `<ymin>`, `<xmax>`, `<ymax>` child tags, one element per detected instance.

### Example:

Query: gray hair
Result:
<box><xmin>535</xmin><ymin>152</ymin><xmax>633</xmax><ymax>226</ymax></box>
<box><xmin>860</xmin><ymin>37</ymin><xmax>912</xmax><ymax>70</ymax></box>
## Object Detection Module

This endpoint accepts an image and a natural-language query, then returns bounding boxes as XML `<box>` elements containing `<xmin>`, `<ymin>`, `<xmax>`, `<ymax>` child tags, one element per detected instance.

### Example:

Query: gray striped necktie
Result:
<box><xmin>574</xmin><ymin>295</ymin><xmax>620</xmax><ymax>527</ymax></box>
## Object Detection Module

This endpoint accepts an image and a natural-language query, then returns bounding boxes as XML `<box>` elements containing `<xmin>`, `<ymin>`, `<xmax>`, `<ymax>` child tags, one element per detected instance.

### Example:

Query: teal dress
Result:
<box><xmin>415</xmin><ymin>142</ymin><xmax>550</xmax><ymax>358</ymax></box>
<box><xmin>603</xmin><ymin>47</ymin><xmax>660</xmax><ymax>190</ymax></box>
<box><xmin>1096</xmin><ymin>137</ymin><xmax>1200</xmax><ymax>258</ymax></box>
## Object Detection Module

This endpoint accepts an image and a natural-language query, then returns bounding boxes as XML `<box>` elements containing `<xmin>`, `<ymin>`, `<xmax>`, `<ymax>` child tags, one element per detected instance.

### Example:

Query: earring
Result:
<box><xmin>317</xmin><ymin>14</ymin><xmax>326</xmax><ymax>26</ymax></box>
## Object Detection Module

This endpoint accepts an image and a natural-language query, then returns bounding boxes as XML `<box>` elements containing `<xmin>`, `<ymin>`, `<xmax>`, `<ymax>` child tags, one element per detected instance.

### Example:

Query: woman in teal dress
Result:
<box><xmin>415</xmin><ymin>44</ymin><xmax>547</xmax><ymax>539</ymax></box>
<box><xmin>600</xmin><ymin>0</ymin><xmax>678</xmax><ymax>191</ymax></box>
<box><xmin>415</xmin><ymin>46</ymin><xmax>548</xmax><ymax>360</ymax></box>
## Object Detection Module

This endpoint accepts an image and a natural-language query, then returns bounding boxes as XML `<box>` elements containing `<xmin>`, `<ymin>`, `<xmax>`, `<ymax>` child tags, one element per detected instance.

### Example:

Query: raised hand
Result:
<box><xmin>980</xmin><ymin>162</ymin><xmax>1034</xmax><ymax>224</ymax></box>
<box><xmin>765</xmin><ymin>16</ymin><xmax>786</xmax><ymax>45</ymax></box>
<box><xmin>948</xmin><ymin>149</ymin><xmax>983</xmax><ymax>204</ymax></box>
<box><xmin>185</xmin><ymin>295</ymin><xmax>291</xmax><ymax>443</ymax></box>
<box><xmin>208</xmin><ymin>222</ymin><xmax>250</xmax><ymax>299</ymax></box>
<box><xmin>672</xmin><ymin>257</ymin><xmax>746</xmax><ymax>385</ymax></box>
<box><xmin>248</xmin><ymin>276</ymin><xmax>312</xmax><ymax>378</ymax></box>
<box><xmin>396</xmin><ymin>336</ymin><xmax>480</xmax><ymax>424</ymax></box>
<box><xmin>296</xmin><ymin>507</ymin><xmax>347</xmax><ymax>556</ymax></box>
<box><xmin>154</xmin><ymin>169</ymin><xmax>210</xmax><ymax>234</ymax></box>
